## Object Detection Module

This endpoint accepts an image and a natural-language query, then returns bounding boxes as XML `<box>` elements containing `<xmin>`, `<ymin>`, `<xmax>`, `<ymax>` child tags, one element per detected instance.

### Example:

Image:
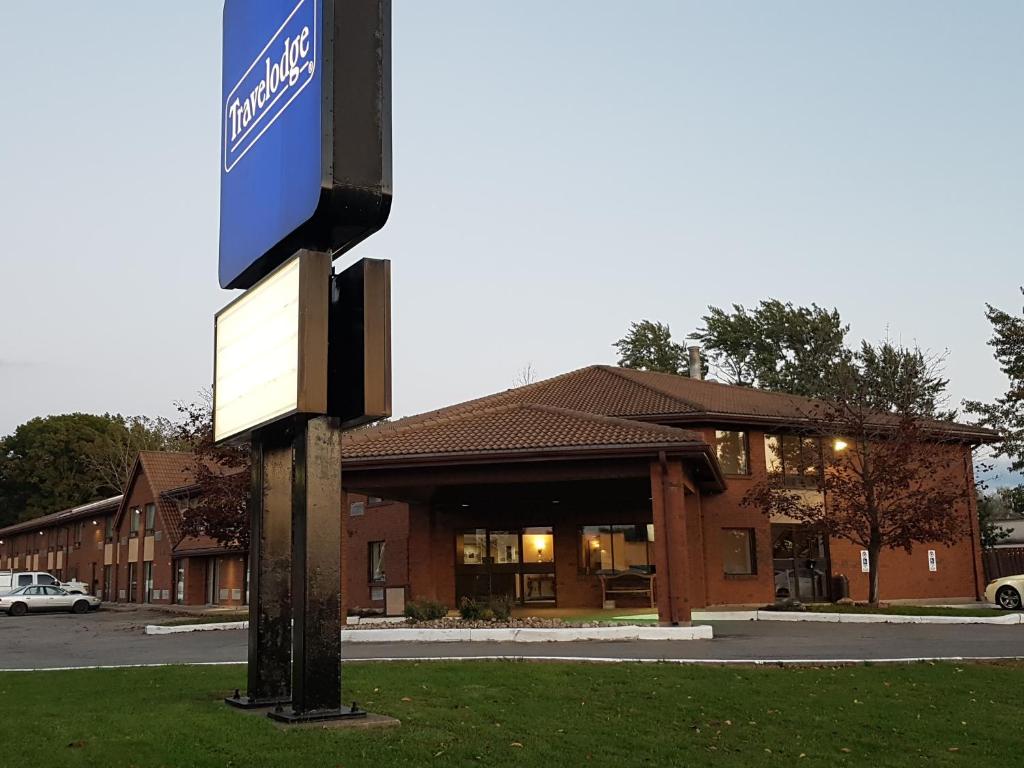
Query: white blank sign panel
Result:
<box><xmin>213</xmin><ymin>252</ymin><xmax>328</xmax><ymax>443</ymax></box>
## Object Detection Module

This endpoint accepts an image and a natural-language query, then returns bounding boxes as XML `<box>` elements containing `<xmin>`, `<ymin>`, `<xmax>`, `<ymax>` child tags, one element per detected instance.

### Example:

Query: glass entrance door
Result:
<box><xmin>771</xmin><ymin>524</ymin><xmax>831</xmax><ymax>602</ymax></box>
<box><xmin>455</xmin><ymin>527</ymin><xmax>555</xmax><ymax>605</ymax></box>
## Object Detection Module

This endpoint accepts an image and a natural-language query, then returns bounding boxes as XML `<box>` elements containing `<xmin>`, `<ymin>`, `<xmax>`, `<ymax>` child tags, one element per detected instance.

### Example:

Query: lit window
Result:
<box><xmin>713</xmin><ymin>431</ymin><xmax>749</xmax><ymax>475</ymax></box>
<box><xmin>720</xmin><ymin>529</ymin><xmax>757</xmax><ymax>575</ymax></box>
<box><xmin>578</xmin><ymin>525</ymin><xmax>654</xmax><ymax>575</ymax></box>
<box><xmin>522</xmin><ymin>527</ymin><xmax>554</xmax><ymax>564</ymax></box>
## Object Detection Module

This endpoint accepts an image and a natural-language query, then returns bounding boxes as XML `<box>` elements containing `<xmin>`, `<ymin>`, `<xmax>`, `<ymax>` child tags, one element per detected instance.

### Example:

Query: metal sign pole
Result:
<box><xmin>226</xmin><ymin>422</ymin><xmax>293</xmax><ymax>709</ymax></box>
<box><xmin>269</xmin><ymin>415</ymin><xmax>365</xmax><ymax>723</ymax></box>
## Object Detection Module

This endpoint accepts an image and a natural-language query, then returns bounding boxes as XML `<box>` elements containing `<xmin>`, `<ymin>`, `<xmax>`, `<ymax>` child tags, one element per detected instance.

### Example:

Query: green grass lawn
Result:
<box><xmin>2</xmin><ymin>661</ymin><xmax>1022</xmax><ymax>767</ymax></box>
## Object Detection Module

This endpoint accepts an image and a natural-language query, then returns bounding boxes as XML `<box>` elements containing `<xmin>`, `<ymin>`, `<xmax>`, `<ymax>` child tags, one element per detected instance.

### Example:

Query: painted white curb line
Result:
<box><xmin>145</xmin><ymin>622</ymin><xmax>714</xmax><ymax>641</ymax></box>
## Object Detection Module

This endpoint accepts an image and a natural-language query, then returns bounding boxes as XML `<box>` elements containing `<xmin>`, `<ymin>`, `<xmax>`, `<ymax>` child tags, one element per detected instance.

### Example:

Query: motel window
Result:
<box><xmin>522</xmin><ymin>527</ymin><xmax>554</xmax><ymax>564</ymax></box>
<box><xmin>144</xmin><ymin>562</ymin><xmax>155</xmax><ymax>603</ymax></box>
<box><xmin>130</xmin><ymin>508</ymin><xmax>141</xmax><ymax>535</ymax></box>
<box><xmin>455</xmin><ymin>528</ymin><xmax>553</xmax><ymax>567</ymax></box>
<box><xmin>104</xmin><ymin>516</ymin><xmax>114</xmax><ymax>542</ymax></box>
<box><xmin>457</xmin><ymin>529</ymin><xmax>488</xmax><ymax>565</ymax></box>
<box><xmin>368</xmin><ymin>541</ymin><xmax>386</xmax><ymax>583</ymax></box>
<box><xmin>765</xmin><ymin>434</ymin><xmax>822</xmax><ymax>489</ymax></box>
<box><xmin>349</xmin><ymin>501</ymin><xmax>365</xmax><ymax>518</ymax></box>
<box><xmin>578</xmin><ymin>524</ymin><xmax>655</xmax><ymax>575</ymax></box>
<box><xmin>367</xmin><ymin>496</ymin><xmax>384</xmax><ymax>506</ymax></box>
<box><xmin>488</xmin><ymin>531</ymin><xmax>520</xmax><ymax>564</ymax></box>
<box><xmin>720</xmin><ymin>528</ymin><xmax>757</xmax><ymax>576</ymax></box>
<box><xmin>145</xmin><ymin>503</ymin><xmax>156</xmax><ymax>533</ymax></box>
<box><xmin>713</xmin><ymin>431</ymin><xmax>749</xmax><ymax>475</ymax></box>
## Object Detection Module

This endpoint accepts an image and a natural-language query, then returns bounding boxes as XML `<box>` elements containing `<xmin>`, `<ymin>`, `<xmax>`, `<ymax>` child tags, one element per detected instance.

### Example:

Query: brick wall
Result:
<box><xmin>343</xmin><ymin>494</ymin><xmax>409</xmax><ymax>614</ymax></box>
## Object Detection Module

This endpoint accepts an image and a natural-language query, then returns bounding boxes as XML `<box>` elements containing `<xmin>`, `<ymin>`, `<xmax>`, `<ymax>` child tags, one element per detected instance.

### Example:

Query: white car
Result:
<box><xmin>984</xmin><ymin>575</ymin><xmax>1023</xmax><ymax>610</ymax></box>
<box><xmin>0</xmin><ymin>585</ymin><xmax>101</xmax><ymax>616</ymax></box>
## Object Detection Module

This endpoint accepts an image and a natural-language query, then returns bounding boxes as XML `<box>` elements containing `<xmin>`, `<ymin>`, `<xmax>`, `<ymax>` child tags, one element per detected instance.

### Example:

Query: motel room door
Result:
<box><xmin>771</xmin><ymin>524</ymin><xmax>832</xmax><ymax>603</ymax></box>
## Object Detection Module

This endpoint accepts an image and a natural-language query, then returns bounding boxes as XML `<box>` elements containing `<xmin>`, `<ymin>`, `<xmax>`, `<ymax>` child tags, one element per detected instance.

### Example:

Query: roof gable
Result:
<box><xmin>114</xmin><ymin>452</ymin><xmax>196</xmax><ymax>545</ymax></box>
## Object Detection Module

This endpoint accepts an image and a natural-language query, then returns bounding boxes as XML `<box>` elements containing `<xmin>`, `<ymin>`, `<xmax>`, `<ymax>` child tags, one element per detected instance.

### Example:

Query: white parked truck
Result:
<box><xmin>0</xmin><ymin>571</ymin><xmax>89</xmax><ymax>596</ymax></box>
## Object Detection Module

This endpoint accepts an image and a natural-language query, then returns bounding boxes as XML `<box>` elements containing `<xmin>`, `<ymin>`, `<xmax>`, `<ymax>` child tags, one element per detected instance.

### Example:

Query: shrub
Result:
<box><xmin>459</xmin><ymin>595</ymin><xmax>513</xmax><ymax>622</ymax></box>
<box><xmin>489</xmin><ymin>595</ymin><xmax>513</xmax><ymax>621</ymax></box>
<box><xmin>405</xmin><ymin>598</ymin><xmax>448</xmax><ymax>622</ymax></box>
<box><xmin>458</xmin><ymin>596</ymin><xmax>482</xmax><ymax>621</ymax></box>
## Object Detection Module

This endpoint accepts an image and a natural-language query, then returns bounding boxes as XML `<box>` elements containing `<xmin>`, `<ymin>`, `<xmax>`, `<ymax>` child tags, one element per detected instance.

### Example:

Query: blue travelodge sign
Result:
<box><xmin>219</xmin><ymin>0</ymin><xmax>392</xmax><ymax>290</ymax></box>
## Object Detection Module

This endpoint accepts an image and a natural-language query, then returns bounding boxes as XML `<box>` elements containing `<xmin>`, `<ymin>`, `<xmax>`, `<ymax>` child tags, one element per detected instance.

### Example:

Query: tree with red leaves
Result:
<box><xmin>174</xmin><ymin>394</ymin><xmax>250</xmax><ymax>550</ymax></box>
<box><xmin>741</xmin><ymin>347</ymin><xmax>971</xmax><ymax>604</ymax></box>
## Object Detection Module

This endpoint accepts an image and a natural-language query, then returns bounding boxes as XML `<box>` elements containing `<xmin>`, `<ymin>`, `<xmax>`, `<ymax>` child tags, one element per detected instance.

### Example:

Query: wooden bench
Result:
<box><xmin>599</xmin><ymin>571</ymin><xmax>656</xmax><ymax>608</ymax></box>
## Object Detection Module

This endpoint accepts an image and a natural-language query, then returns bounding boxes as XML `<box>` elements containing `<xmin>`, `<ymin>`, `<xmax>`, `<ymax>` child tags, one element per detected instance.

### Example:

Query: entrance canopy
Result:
<box><xmin>341</xmin><ymin>393</ymin><xmax>724</xmax><ymax>625</ymax></box>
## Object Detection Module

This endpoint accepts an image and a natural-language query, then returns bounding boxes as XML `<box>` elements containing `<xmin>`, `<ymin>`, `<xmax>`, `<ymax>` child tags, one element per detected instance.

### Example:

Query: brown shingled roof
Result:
<box><xmin>0</xmin><ymin>495</ymin><xmax>123</xmax><ymax>538</ymax></box>
<box><xmin>174</xmin><ymin>534</ymin><xmax>245</xmax><ymax>556</ymax></box>
<box><xmin>343</xmin><ymin>365</ymin><xmax>996</xmax><ymax>462</ymax></box>
<box><xmin>344</xmin><ymin>402</ymin><xmax>706</xmax><ymax>461</ymax></box>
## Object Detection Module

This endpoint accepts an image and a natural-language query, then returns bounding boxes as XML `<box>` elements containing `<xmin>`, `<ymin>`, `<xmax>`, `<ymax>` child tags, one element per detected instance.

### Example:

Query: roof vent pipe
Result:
<box><xmin>687</xmin><ymin>347</ymin><xmax>703</xmax><ymax>381</ymax></box>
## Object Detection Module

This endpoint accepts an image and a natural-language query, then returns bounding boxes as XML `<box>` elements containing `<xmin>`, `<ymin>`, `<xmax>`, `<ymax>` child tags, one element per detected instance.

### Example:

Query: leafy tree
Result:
<box><xmin>852</xmin><ymin>340</ymin><xmax>952</xmax><ymax>419</ymax></box>
<box><xmin>976</xmin><ymin>491</ymin><xmax>1013</xmax><ymax>549</ymax></box>
<box><xmin>84</xmin><ymin>415</ymin><xmax>185</xmax><ymax>495</ymax></box>
<box><xmin>965</xmin><ymin>290</ymin><xmax>1024</xmax><ymax>474</ymax></box>
<box><xmin>0</xmin><ymin>412</ymin><xmax>185</xmax><ymax>527</ymax></box>
<box><xmin>0</xmin><ymin>413</ymin><xmax>124</xmax><ymax>525</ymax></box>
<box><xmin>174</xmin><ymin>395</ymin><xmax>250</xmax><ymax>550</ymax></box>
<box><xmin>693</xmin><ymin>300</ymin><xmax>849</xmax><ymax>397</ymax></box>
<box><xmin>614</xmin><ymin>320</ymin><xmax>689</xmax><ymax>375</ymax></box>
<box><xmin>742</xmin><ymin>356</ymin><xmax>969</xmax><ymax>604</ymax></box>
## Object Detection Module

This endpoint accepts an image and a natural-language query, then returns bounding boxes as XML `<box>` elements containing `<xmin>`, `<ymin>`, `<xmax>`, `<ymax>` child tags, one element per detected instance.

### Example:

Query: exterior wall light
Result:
<box><xmin>833</xmin><ymin>439</ymin><xmax>849</xmax><ymax>452</ymax></box>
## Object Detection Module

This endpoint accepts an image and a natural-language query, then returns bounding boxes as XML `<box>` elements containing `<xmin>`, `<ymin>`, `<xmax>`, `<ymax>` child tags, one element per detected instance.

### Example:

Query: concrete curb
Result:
<box><xmin>752</xmin><ymin>611</ymin><xmax>1022</xmax><ymax>625</ymax></box>
<box><xmin>146</xmin><ymin>621</ymin><xmax>248</xmax><ymax>635</ymax></box>
<box><xmin>9</xmin><ymin>654</ymin><xmax>1024</xmax><ymax>673</ymax></box>
<box><xmin>145</xmin><ymin>622</ymin><xmax>714</xmax><ymax>641</ymax></box>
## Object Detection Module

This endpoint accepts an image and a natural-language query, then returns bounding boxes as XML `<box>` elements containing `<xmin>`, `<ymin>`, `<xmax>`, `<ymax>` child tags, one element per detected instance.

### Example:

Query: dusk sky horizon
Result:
<box><xmin>1</xmin><ymin>2</ymin><xmax>1022</xmax><ymax>482</ymax></box>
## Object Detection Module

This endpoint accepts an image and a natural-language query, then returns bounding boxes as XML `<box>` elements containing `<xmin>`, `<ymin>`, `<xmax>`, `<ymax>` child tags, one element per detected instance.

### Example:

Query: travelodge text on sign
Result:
<box><xmin>219</xmin><ymin>0</ymin><xmax>392</xmax><ymax>290</ymax></box>
<box><xmin>224</xmin><ymin>1</ymin><xmax>318</xmax><ymax>173</ymax></box>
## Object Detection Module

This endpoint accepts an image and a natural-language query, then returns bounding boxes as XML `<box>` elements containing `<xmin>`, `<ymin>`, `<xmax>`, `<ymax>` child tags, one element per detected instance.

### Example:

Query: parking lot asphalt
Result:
<box><xmin>1</xmin><ymin>609</ymin><xmax>1023</xmax><ymax>670</ymax></box>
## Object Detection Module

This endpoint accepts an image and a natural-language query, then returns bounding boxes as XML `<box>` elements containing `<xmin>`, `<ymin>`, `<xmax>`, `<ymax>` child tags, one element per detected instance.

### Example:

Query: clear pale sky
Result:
<box><xmin>1</xmin><ymin>2</ymin><xmax>1022</xmax><ymax>475</ymax></box>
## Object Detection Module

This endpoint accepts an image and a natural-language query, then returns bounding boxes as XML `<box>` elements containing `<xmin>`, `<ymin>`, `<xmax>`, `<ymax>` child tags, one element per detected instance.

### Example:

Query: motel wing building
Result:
<box><xmin>0</xmin><ymin>366</ymin><xmax>995</xmax><ymax>617</ymax></box>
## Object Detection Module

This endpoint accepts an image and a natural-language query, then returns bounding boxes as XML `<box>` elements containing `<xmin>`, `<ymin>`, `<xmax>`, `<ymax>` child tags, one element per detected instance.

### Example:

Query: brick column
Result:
<box><xmin>650</xmin><ymin>455</ymin><xmax>691</xmax><ymax>625</ymax></box>
<box><xmin>407</xmin><ymin>504</ymin><xmax>437</xmax><ymax>601</ymax></box>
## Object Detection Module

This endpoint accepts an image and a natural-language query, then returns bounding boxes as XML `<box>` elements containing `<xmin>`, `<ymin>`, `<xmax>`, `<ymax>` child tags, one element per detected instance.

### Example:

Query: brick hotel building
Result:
<box><xmin>0</xmin><ymin>366</ymin><xmax>995</xmax><ymax>622</ymax></box>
